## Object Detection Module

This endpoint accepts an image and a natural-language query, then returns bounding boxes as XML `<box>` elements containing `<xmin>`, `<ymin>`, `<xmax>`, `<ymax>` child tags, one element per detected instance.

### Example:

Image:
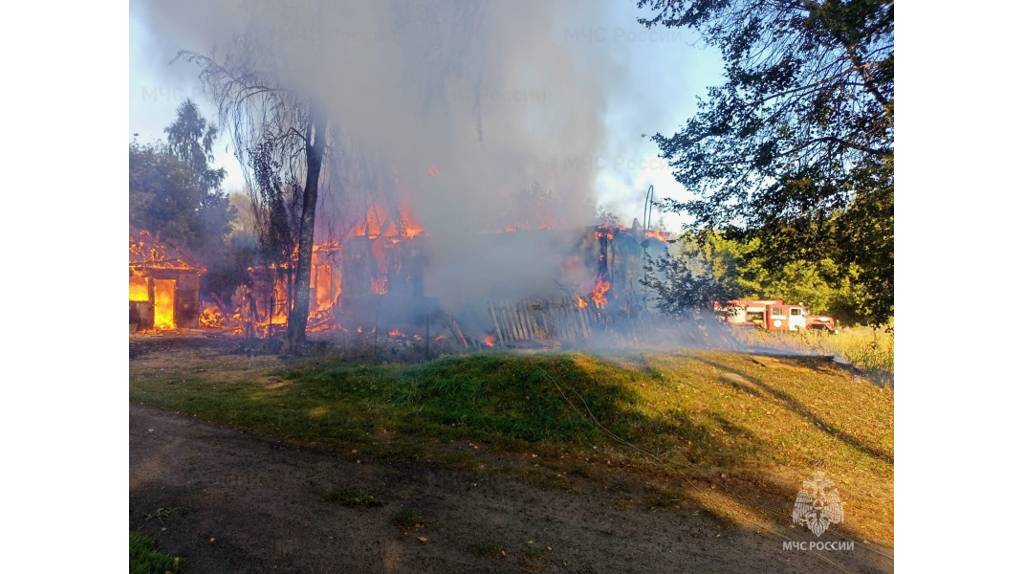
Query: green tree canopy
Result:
<box><xmin>637</xmin><ymin>0</ymin><xmax>893</xmax><ymax>324</ymax></box>
<box><xmin>129</xmin><ymin>100</ymin><xmax>240</xmax><ymax>295</ymax></box>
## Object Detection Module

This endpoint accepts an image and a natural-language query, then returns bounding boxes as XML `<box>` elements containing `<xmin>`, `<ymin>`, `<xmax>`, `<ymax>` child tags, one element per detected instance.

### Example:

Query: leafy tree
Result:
<box><xmin>656</xmin><ymin>230</ymin><xmax>872</xmax><ymax>323</ymax></box>
<box><xmin>637</xmin><ymin>0</ymin><xmax>893</xmax><ymax>323</ymax></box>
<box><xmin>129</xmin><ymin>101</ymin><xmax>241</xmax><ymax>297</ymax></box>
<box><xmin>129</xmin><ymin>141</ymin><xmax>205</xmax><ymax>250</ymax></box>
<box><xmin>641</xmin><ymin>252</ymin><xmax>727</xmax><ymax>319</ymax></box>
<box><xmin>165</xmin><ymin>99</ymin><xmax>227</xmax><ymax>197</ymax></box>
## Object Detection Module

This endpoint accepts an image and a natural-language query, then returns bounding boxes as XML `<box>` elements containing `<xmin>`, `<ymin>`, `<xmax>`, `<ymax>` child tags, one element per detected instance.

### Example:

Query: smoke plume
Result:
<box><xmin>134</xmin><ymin>0</ymin><xmax>616</xmax><ymax>307</ymax></box>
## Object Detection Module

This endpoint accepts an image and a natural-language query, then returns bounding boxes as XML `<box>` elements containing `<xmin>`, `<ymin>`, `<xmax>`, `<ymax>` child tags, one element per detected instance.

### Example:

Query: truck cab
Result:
<box><xmin>718</xmin><ymin>299</ymin><xmax>813</xmax><ymax>332</ymax></box>
<box><xmin>765</xmin><ymin>302</ymin><xmax>806</xmax><ymax>331</ymax></box>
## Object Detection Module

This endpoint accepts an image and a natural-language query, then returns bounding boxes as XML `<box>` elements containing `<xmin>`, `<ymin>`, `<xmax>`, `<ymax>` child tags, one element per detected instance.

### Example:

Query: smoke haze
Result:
<box><xmin>133</xmin><ymin>0</ymin><xmax>627</xmax><ymax>307</ymax></box>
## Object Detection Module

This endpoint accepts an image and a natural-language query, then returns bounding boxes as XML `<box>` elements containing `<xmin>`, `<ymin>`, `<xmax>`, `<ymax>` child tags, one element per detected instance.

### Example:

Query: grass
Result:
<box><xmin>736</xmin><ymin>324</ymin><xmax>894</xmax><ymax>382</ymax></box>
<box><xmin>130</xmin><ymin>532</ymin><xmax>182</xmax><ymax>574</ymax></box>
<box><xmin>131</xmin><ymin>346</ymin><xmax>893</xmax><ymax>545</ymax></box>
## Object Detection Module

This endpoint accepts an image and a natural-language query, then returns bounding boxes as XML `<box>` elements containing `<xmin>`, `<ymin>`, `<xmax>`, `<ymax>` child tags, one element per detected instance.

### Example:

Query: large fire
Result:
<box><xmin>130</xmin><ymin>207</ymin><xmax>670</xmax><ymax>345</ymax></box>
<box><xmin>351</xmin><ymin>203</ymin><xmax>424</xmax><ymax>242</ymax></box>
<box><xmin>152</xmin><ymin>279</ymin><xmax>176</xmax><ymax>329</ymax></box>
<box><xmin>129</xmin><ymin>231</ymin><xmax>205</xmax><ymax>331</ymax></box>
<box><xmin>195</xmin><ymin>203</ymin><xmax>426</xmax><ymax>336</ymax></box>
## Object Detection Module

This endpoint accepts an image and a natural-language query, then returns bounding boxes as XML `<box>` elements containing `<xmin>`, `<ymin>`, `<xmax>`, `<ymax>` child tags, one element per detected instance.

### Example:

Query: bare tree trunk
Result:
<box><xmin>285</xmin><ymin>109</ymin><xmax>327</xmax><ymax>352</ymax></box>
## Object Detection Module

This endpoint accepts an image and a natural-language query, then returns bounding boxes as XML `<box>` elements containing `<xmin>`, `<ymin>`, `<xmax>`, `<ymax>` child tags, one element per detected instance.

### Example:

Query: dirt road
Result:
<box><xmin>130</xmin><ymin>405</ymin><xmax>891</xmax><ymax>573</ymax></box>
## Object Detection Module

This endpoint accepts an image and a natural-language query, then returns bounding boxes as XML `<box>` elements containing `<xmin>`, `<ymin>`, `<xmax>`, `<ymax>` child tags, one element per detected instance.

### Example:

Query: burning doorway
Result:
<box><xmin>152</xmin><ymin>279</ymin><xmax>176</xmax><ymax>330</ymax></box>
<box><xmin>129</xmin><ymin>231</ymin><xmax>205</xmax><ymax>331</ymax></box>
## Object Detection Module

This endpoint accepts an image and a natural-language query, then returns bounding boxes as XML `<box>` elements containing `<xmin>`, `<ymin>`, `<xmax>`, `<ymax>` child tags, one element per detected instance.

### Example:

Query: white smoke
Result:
<box><xmin>134</xmin><ymin>0</ymin><xmax>619</xmax><ymax>307</ymax></box>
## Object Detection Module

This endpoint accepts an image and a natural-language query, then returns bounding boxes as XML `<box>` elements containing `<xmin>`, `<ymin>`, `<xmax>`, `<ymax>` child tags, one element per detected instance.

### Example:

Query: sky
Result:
<box><xmin>129</xmin><ymin>1</ymin><xmax>723</xmax><ymax>232</ymax></box>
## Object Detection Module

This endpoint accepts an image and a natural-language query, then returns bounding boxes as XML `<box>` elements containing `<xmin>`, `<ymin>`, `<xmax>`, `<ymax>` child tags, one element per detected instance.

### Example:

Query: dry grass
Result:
<box><xmin>736</xmin><ymin>325</ymin><xmax>894</xmax><ymax>384</ymax></box>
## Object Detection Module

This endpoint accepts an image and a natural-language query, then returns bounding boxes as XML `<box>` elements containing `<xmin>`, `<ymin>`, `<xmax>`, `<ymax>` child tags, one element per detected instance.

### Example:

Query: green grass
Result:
<box><xmin>130</xmin><ymin>532</ymin><xmax>182</xmax><ymax>574</ymax></box>
<box><xmin>131</xmin><ymin>348</ymin><xmax>893</xmax><ymax>545</ymax></box>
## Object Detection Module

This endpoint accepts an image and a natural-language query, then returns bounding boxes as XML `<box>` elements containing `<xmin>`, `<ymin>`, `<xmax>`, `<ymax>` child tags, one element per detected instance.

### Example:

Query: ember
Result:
<box><xmin>199</xmin><ymin>304</ymin><xmax>225</xmax><ymax>328</ymax></box>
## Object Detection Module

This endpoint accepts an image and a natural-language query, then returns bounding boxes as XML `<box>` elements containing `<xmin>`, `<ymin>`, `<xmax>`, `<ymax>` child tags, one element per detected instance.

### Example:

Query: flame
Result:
<box><xmin>345</xmin><ymin>202</ymin><xmax>425</xmax><ymax>297</ymax></box>
<box><xmin>130</xmin><ymin>230</ymin><xmax>206</xmax><ymax>273</ymax></box>
<box><xmin>591</xmin><ymin>224</ymin><xmax>672</xmax><ymax>243</ymax></box>
<box><xmin>129</xmin><ymin>275</ymin><xmax>149</xmax><ymax>302</ymax></box>
<box><xmin>388</xmin><ymin>327</ymin><xmax>403</xmax><ymax>338</ymax></box>
<box><xmin>644</xmin><ymin>229</ymin><xmax>672</xmax><ymax>241</ymax></box>
<box><xmin>152</xmin><ymin>279</ymin><xmax>176</xmax><ymax>329</ymax></box>
<box><xmin>199</xmin><ymin>304</ymin><xmax>225</xmax><ymax>328</ymax></box>
<box><xmin>576</xmin><ymin>296</ymin><xmax>589</xmax><ymax>309</ymax></box>
<box><xmin>483</xmin><ymin>334</ymin><xmax>496</xmax><ymax>347</ymax></box>
<box><xmin>351</xmin><ymin>202</ymin><xmax>424</xmax><ymax>242</ymax></box>
<box><xmin>130</xmin><ymin>231</ymin><xmax>206</xmax><ymax>331</ymax></box>
<box><xmin>590</xmin><ymin>278</ymin><xmax>611</xmax><ymax>309</ymax></box>
<box><xmin>398</xmin><ymin>207</ymin><xmax>425</xmax><ymax>239</ymax></box>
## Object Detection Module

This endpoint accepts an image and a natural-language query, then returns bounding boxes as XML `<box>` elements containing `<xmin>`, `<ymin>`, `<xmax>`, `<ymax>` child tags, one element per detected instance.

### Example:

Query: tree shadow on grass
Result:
<box><xmin>139</xmin><ymin>346</ymin><xmax>892</xmax><ymax>567</ymax></box>
<box><xmin>695</xmin><ymin>357</ymin><xmax>893</xmax><ymax>465</ymax></box>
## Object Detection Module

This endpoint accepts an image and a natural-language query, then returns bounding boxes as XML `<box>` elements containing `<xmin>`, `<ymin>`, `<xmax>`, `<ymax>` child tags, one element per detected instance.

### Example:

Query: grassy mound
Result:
<box><xmin>131</xmin><ymin>348</ymin><xmax>893</xmax><ymax>545</ymax></box>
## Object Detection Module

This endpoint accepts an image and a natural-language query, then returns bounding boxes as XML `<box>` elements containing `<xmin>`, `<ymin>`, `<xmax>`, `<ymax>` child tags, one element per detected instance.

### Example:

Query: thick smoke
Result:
<box><xmin>134</xmin><ymin>0</ymin><xmax>614</xmax><ymax>308</ymax></box>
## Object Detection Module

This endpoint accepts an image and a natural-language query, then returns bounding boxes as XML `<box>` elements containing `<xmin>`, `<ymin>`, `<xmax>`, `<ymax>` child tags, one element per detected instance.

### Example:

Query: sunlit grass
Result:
<box><xmin>736</xmin><ymin>324</ymin><xmax>894</xmax><ymax>382</ymax></box>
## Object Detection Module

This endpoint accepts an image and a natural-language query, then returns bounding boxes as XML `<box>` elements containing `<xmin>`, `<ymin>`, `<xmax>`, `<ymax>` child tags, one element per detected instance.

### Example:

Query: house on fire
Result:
<box><xmin>129</xmin><ymin>230</ymin><xmax>204</xmax><ymax>330</ymax></box>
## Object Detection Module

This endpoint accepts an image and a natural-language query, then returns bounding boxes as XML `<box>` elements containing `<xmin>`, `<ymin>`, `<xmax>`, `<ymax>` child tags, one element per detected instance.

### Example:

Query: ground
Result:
<box><xmin>130</xmin><ymin>335</ymin><xmax>893</xmax><ymax>573</ymax></box>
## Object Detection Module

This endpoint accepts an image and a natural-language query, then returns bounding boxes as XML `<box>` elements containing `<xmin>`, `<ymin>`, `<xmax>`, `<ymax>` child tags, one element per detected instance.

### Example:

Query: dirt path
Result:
<box><xmin>130</xmin><ymin>405</ymin><xmax>891</xmax><ymax>573</ymax></box>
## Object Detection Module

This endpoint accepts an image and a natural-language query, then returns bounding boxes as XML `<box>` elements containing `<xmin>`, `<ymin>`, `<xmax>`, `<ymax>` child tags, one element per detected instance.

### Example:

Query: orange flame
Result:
<box><xmin>199</xmin><ymin>304</ymin><xmax>225</xmax><ymax>328</ymax></box>
<box><xmin>644</xmin><ymin>229</ymin><xmax>671</xmax><ymax>241</ymax></box>
<box><xmin>152</xmin><ymin>279</ymin><xmax>176</xmax><ymax>329</ymax></box>
<box><xmin>590</xmin><ymin>278</ymin><xmax>611</xmax><ymax>309</ymax></box>
<box><xmin>130</xmin><ymin>231</ymin><xmax>205</xmax><ymax>331</ymax></box>
<box><xmin>483</xmin><ymin>334</ymin><xmax>496</xmax><ymax>347</ymax></box>
<box><xmin>129</xmin><ymin>275</ymin><xmax>149</xmax><ymax>302</ymax></box>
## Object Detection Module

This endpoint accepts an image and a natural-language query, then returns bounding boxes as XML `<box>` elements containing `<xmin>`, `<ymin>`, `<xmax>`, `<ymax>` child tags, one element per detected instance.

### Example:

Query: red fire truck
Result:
<box><xmin>716</xmin><ymin>299</ymin><xmax>837</xmax><ymax>333</ymax></box>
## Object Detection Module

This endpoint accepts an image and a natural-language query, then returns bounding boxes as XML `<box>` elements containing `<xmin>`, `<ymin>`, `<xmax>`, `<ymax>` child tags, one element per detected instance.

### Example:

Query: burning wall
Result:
<box><xmin>225</xmin><ymin>203</ymin><xmax>428</xmax><ymax>337</ymax></box>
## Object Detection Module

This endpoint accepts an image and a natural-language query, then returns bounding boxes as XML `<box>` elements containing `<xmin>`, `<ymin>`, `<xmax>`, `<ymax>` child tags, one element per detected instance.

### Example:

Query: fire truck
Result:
<box><xmin>716</xmin><ymin>299</ymin><xmax>837</xmax><ymax>333</ymax></box>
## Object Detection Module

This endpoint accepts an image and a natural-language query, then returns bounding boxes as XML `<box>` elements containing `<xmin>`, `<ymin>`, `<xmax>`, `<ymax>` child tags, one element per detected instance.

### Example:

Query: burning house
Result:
<box><xmin>129</xmin><ymin>230</ymin><xmax>205</xmax><ymax>331</ymax></box>
<box><xmin>129</xmin><ymin>200</ymin><xmax>670</xmax><ymax>349</ymax></box>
